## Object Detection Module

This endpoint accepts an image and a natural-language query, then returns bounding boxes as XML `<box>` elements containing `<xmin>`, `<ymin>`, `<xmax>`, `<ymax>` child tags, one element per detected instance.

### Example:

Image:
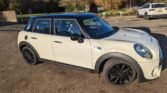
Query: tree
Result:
<box><xmin>0</xmin><ymin>0</ymin><xmax>5</xmax><ymax>6</ymax></box>
<box><xmin>0</xmin><ymin>0</ymin><xmax>7</xmax><ymax>11</ymax></box>
<box><xmin>150</xmin><ymin>0</ymin><xmax>164</xmax><ymax>2</ymax></box>
<box><xmin>95</xmin><ymin>0</ymin><xmax>122</xmax><ymax>9</ymax></box>
<box><xmin>8</xmin><ymin>0</ymin><xmax>23</xmax><ymax>13</ymax></box>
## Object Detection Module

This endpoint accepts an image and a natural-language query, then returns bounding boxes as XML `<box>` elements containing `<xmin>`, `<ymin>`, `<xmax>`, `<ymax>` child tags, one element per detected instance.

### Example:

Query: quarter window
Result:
<box><xmin>54</xmin><ymin>19</ymin><xmax>82</xmax><ymax>37</ymax></box>
<box><xmin>24</xmin><ymin>18</ymin><xmax>33</xmax><ymax>31</ymax></box>
<box><xmin>33</xmin><ymin>19</ymin><xmax>51</xmax><ymax>34</ymax></box>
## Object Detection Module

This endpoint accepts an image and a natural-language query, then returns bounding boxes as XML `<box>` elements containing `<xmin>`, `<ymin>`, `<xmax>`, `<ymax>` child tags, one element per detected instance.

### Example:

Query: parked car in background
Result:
<box><xmin>18</xmin><ymin>13</ymin><xmax>163</xmax><ymax>86</ymax></box>
<box><xmin>137</xmin><ymin>3</ymin><xmax>167</xmax><ymax>19</ymax></box>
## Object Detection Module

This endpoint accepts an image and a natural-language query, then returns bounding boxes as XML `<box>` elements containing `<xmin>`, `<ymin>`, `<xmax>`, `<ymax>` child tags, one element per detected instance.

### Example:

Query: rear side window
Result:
<box><xmin>152</xmin><ymin>4</ymin><xmax>166</xmax><ymax>8</ymax></box>
<box><xmin>33</xmin><ymin>19</ymin><xmax>51</xmax><ymax>34</ymax></box>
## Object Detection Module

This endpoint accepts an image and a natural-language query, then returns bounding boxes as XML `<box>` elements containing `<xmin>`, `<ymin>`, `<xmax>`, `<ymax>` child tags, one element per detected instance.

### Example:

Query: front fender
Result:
<box><xmin>95</xmin><ymin>52</ymin><xmax>145</xmax><ymax>82</ymax></box>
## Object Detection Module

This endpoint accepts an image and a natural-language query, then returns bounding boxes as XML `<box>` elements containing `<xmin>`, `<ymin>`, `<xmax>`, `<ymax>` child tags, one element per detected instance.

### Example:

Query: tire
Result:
<box><xmin>144</xmin><ymin>12</ymin><xmax>150</xmax><ymax>20</ymax></box>
<box><xmin>102</xmin><ymin>58</ymin><xmax>136</xmax><ymax>86</ymax></box>
<box><xmin>21</xmin><ymin>46</ymin><xmax>38</xmax><ymax>65</ymax></box>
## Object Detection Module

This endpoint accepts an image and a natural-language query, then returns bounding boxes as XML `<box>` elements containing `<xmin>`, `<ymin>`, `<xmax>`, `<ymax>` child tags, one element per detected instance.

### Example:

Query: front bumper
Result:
<box><xmin>144</xmin><ymin>61</ymin><xmax>162</xmax><ymax>79</ymax></box>
<box><xmin>139</xmin><ymin>47</ymin><xmax>163</xmax><ymax>81</ymax></box>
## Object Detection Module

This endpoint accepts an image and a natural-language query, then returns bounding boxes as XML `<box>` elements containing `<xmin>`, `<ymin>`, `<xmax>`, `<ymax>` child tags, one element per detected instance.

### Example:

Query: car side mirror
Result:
<box><xmin>71</xmin><ymin>34</ymin><xmax>84</xmax><ymax>43</ymax></box>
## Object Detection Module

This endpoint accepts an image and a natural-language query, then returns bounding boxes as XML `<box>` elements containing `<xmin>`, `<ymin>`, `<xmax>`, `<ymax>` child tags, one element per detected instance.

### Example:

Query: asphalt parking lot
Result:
<box><xmin>0</xmin><ymin>16</ymin><xmax>167</xmax><ymax>93</ymax></box>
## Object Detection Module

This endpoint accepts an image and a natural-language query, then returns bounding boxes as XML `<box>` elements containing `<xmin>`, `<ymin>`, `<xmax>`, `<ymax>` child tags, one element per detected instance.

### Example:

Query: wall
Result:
<box><xmin>0</xmin><ymin>11</ymin><xmax>17</xmax><ymax>22</ymax></box>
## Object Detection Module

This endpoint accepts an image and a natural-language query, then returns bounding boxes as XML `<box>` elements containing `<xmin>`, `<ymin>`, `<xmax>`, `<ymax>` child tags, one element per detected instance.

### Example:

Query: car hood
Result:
<box><xmin>102</xmin><ymin>28</ymin><xmax>153</xmax><ymax>44</ymax></box>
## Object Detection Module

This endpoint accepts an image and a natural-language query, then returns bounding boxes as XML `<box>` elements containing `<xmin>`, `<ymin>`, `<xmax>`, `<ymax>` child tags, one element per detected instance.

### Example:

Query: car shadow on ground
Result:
<box><xmin>127</xmin><ymin>27</ymin><xmax>167</xmax><ymax>71</ymax></box>
<box><xmin>0</xmin><ymin>22</ymin><xmax>25</xmax><ymax>31</ymax></box>
<box><xmin>0</xmin><ymin>22</ymin><xmax>19</xmax><ymax>27</ymax></box>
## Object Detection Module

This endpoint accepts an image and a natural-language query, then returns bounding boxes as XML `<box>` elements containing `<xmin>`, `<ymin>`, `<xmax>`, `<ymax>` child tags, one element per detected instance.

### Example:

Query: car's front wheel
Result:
<box><xmin>102</xmin><ymin>59</ymin><xmax>136</xmax><ymax>86</ymax></box>
<box><xmin>144</xmin><ymin>12</ymin><xmax>150</xmax><ymax>20</ymax></box>
<box><xmin>21</xmin><ymin>46</ymin><xmax>38</xmax><ymax>65</ymax></box>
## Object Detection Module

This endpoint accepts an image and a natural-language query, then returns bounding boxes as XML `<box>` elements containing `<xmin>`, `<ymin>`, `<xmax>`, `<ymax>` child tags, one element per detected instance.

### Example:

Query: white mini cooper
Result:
<box><xmin>18</xmin><ymin>13</ymin><xmax>163</xmax><ymax>86</ymax></box>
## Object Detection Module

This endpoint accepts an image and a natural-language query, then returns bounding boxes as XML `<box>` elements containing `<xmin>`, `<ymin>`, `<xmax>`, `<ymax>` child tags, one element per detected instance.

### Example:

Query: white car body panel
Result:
<box><xmin>99</xmin><ymin>28</ymin><xmax>162</xmax><ymax>79</ymax></box>
<box><xmin>18</xmin><ymin>31</ymin><xmax>54</xmax><ymax>61</ymax></box>
<box><xmin>52</xmin><ymin>35</ymin><xmax>92</xmax><ymax>69</ymax></box>
<box><xmin>149</xmin><ymin>7</ymin><xmax>167</xmax><ymax>15</ymax></box>
<box><xmin>138</xmin><ymin>8</ymin><xmax>150</xmax><ymax>16</ymax></box>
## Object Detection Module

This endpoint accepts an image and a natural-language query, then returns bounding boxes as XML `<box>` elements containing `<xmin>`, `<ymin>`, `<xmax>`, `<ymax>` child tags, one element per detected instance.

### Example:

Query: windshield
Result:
<box><xmin>78</xmin><ymin>15</ymin><xmax>115</xmax><ymax>39</ymax></box>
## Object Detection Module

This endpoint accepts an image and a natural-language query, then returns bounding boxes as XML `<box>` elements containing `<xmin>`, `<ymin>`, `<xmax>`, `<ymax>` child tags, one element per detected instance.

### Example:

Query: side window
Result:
<box><xmin>33</xmin><ymin>19</ymin><xmax>51</xmax><ymax>34</ymax></box>
<box><xmin>142</xmin><ymin>4</ymin><xmax>150</xmax><ymax>8</ymax></box>
<box><xmin>152</xmin><ymin>4</ymin><xmax>166</xmax><ymax>8</ymax></box>
<box><xmin>83</xmin><ymin>18</ymin><xmax>102</xmax><ymax>27</ymax></box>
<box><xmin>54</xmin><ymin>19</ymin><xmax>82</xmax><ymax>37</ymax></box>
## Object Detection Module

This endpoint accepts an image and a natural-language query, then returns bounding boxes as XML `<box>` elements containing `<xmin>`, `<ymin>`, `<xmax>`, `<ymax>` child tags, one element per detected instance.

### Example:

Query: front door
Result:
<box><xmin>52</xmin><ymin>19</ymin><xmax>92</xmax><ymax>69</ymax></box>
<box><xmin>139</xmin><ymin>4</ymin><xmax>150</xmax><ymax>15</ymax></box>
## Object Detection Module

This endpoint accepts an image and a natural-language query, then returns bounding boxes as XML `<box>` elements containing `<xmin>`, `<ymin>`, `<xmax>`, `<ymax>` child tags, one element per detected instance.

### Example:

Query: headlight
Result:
<box><xmin>134</xmin><ymin>44</ymin><xmax>152</xmax><ymax>59</ymax></box>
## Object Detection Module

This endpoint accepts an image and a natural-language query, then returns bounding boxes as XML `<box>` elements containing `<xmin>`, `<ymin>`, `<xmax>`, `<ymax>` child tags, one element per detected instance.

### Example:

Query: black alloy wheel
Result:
<box><xmin>103</xmin><ymin>59</ymin><xmax>136</xmax><ymax>86</ymax></box>
<box><xmin>108</xmin><ymin>63</ymin><xmax>134</xmax><ymax>85</ymax></box>
<box><xmin>22</xmin><ymin>47</ymin><xmax>38</xmax><ymax>65</ymax></box>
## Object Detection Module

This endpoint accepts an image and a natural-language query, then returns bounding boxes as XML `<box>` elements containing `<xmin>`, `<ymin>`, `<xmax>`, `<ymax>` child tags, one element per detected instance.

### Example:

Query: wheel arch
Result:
<box><xmin>19</xmin><ymin>41</ymin><xmax>40</xmax><ymax>59</ymax></box>
<box><xmin>95</xmin><ymin>52</ymin><xmax>145</xmax><ymax>82</ymax></box>
<box><xmin>144</xmin><ymin>12</ymin><xmax>148</xmax><ymax>15</ymax></box>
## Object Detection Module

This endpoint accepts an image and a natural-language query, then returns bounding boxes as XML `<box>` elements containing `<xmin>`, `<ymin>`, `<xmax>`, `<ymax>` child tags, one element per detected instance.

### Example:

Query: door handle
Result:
<box><xmin>53</xmin><ymin>41</ymin><xmax>62</xmax><ymax>43</ymax></box>
<box><xmin>31</xmin><ymin>37</ymin><xmax>38</xmax><ymax>39</ymax></box>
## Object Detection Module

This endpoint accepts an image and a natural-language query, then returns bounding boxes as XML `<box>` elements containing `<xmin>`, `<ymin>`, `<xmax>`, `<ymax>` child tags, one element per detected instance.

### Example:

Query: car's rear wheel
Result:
<box><xmin>21</xmin><ymin>46</ymin><xmax>38</xmax><ymax>65</ymax></box>
<box><xmin>102</xmin><ymin>59</ymin><xmax>136</xmax><ymax>86</ymax></box>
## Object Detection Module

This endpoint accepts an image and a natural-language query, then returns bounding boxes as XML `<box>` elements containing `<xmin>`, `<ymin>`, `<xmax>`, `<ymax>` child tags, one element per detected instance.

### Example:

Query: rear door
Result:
<box><xmin>28</xmin><ymin>18</ymin><xmax>54</xmax><ymax>61</ymax></box>
<box><xmin>151</xmin><ymin>4</ymin><xmax>167</xmax><ymax>15</ymax></box>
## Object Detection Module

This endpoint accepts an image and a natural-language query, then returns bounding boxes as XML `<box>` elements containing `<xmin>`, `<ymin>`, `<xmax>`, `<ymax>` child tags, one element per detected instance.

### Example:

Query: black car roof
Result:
<box><xmin>31</xmin><ymin>13</ymin><xmax>96</xmax><ymax>19</ymax></box>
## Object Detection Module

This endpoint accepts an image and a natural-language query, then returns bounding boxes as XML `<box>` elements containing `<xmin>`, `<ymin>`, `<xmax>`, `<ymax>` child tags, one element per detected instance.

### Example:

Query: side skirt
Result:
<box><xmin>39</xmin><ymin>58</ymin><xmax>95</xmax><ymax>73</ymax></box>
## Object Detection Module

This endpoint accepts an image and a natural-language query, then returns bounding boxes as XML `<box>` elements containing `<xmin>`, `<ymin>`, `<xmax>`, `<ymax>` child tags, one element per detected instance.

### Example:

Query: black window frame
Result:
<box><xmin>32</xmin><ymin>18</ymin><xmax>52</xmax><ymax>34</ymax></box>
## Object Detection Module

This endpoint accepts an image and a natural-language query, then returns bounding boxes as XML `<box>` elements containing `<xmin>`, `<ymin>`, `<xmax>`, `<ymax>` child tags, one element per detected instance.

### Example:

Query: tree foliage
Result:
<box><xmin>8</xmin><ymin>0</ymin><xmax>22</xmax><ymax>12</ymax></box>
<box><xmin>0</xmin><ymin>0</ymin><xmax>5</xmax><ymax>6</ymax></box>
<box><xmin>94</xmin><ymin>0</ymin><xmax>167</xmax><ymax>9</ymax></box>
<box><xmin>95</xmin><ymin>0</ymin><xmax>122</xmax><ymax>9</ymax></box>
<box><xmin>0</xmin><ymin>0</ymin><xmax>7</xmax><ymax>11</ymax></box>
<box><xmin>60</xmin><ymin>0</ymin><xmax>86</xmax><ymax>12</ymax></box>
<box><xmin>0</xmin><ymin>0</ymin><xmax>167</xmax><ymax>12</ymax></box>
